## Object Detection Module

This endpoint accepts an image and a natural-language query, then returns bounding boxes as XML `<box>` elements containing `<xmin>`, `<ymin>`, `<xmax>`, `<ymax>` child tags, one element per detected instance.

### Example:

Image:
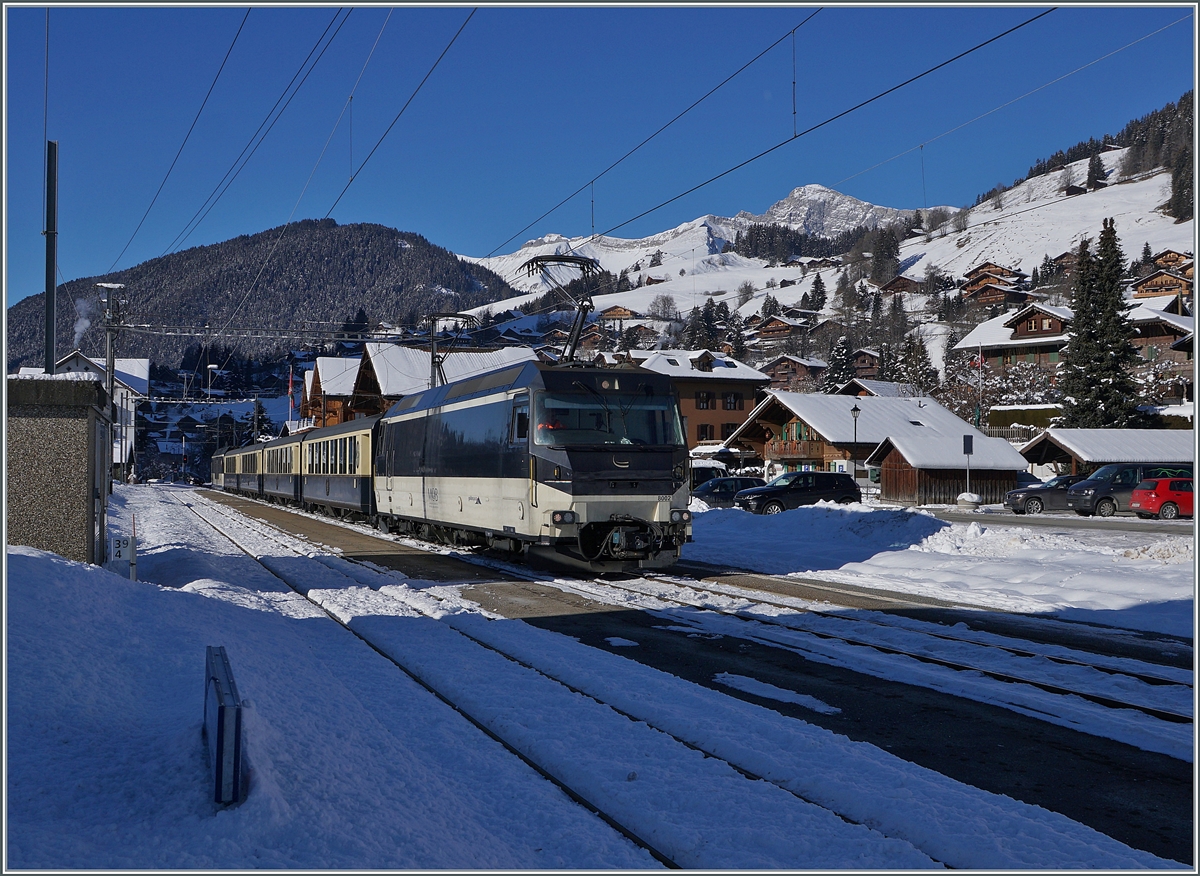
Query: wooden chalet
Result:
<box><xmin>758</xmin><ymin>354</ymin><xmax>827</xmax><ymax>389</ymax></box>
<box><xmin>961</xmin><ymin>273</ymin><xmax>1017</xmax><ymax>296</ymax></box>
<box><xmin>963</xmin><ymin>261</ymin><xmax>1025</xmax><ymax>284</ymax></box>
<box><xmin>1132</xmin><ymin>269</ymin><xmax>1192</xmax><ymax>301</ymax></box>
<box><xmin>880</xmin><ymin>275</ymin><xmax>922</xmax><ymax>295</ymax></box>
<box><xmin>599</xmin><ymin>304</ymin><xmax>640</xmax><ymax>320</ymax></box>
<box><xmin>963</xmin><ymin>283</ymin><xmax>1035</xmax><ymax>308</ymax></box>
<box><xmin>1152</xmin><ymin>249</ymin><xmax>1192</xmax><ymax>271</ymax></box>
<box><xmin>755</xmin><ymin>315</ymin><xmax>809</xmax><ymax>345</ymax></box>
<box><xmin>300</xmin><ymin>357</ymin><xmax>361</xmax><ymax>427</ymax></box>
<box><xmin>851</xmin><ymin>348</ymin><xmax>880</xmax><ymax>380</ymax></box>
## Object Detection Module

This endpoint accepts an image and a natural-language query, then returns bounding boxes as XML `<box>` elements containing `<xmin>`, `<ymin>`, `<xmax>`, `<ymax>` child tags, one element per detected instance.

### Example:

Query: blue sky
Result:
<box><xmin>5</xmin><ymin>5</ymin><xmax>1195</xmax><ymax>306</ymax></box>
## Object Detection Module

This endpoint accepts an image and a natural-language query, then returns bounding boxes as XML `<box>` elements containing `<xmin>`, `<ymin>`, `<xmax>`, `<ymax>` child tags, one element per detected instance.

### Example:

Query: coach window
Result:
<box><xmin>511</xmin><ymin>396</ymin><xmax>529</xmax><ymax>443</ymax></box>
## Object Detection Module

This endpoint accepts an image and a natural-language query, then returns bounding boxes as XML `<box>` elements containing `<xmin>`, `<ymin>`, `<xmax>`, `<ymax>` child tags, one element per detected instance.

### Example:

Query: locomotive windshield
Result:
<box><xmin>533</xmin><ymin>382</ymin><xmax>684</xmax><ymax>447</ymax></box>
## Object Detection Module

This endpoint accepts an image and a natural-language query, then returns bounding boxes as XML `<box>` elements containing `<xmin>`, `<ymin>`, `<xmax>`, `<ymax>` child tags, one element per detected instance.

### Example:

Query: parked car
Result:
<box><xmin>1130</xmin><ymin>478</ymin><xmax>1193</xmax><ymax>519</ymax></box>
<box><xmin>733</xmin><ymin>471</ymin><xmax>861</xmax><ymax>515</ymax></box>
<box><xmin>1003</xmin><ymin>475</ymin><xmax>1085</xmax><ymax>514</ymax></box>
<box><xmin>692</xmin><ymin>476</ymin><xmax>767</xmax><ymax>508</ymax></box>
<box><xmin>1066</xmin><ymin>463</ymin><xmax>1194</xmax><ymax>517</ymax></box>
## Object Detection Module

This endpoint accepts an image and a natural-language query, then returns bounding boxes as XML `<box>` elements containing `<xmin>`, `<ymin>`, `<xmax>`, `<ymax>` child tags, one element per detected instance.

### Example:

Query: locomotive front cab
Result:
<box><xmin>528</xmin><ymin>368</ymin><xmax>691</xmax><ymax>570</ymax></box>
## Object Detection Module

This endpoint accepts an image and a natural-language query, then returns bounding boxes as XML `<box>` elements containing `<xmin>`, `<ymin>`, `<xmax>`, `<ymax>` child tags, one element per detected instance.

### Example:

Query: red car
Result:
<box><xmin>1130</xmin><ymin>478</ymin><xmax>1193</xmax><ymax>520</ymax></box>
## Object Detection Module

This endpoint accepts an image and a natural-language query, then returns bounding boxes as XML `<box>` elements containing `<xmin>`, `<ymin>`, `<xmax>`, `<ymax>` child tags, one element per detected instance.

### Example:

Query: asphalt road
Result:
<box><xmin>929</xmin><ymin>507</ymin><xmax>1194</xmax><ymax>535</ymax></box>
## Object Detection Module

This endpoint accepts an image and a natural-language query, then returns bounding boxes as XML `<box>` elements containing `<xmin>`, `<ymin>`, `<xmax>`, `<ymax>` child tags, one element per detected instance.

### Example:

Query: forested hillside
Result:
<box><xmin>6</xmin><ymin>219</ymin><xmax>517</xmax><ymax>371</ymax></box>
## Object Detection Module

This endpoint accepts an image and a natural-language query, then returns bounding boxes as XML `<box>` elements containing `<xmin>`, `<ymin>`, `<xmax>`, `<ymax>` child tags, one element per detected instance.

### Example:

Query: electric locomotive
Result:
<box><xmin>374</xmin><ymin>359</ymin><xmax>692</xmax><ymax>571</ymax></box>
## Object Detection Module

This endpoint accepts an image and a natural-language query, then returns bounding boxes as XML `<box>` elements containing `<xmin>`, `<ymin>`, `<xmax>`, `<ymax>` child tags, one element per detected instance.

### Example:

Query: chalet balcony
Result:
<box><xmin>765</xmin><ymin>438</ymin><xmax>825</xmax><ymax>460</ymax></box>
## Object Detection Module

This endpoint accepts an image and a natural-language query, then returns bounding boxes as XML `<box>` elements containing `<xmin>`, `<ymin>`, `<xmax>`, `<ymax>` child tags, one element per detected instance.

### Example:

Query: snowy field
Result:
<box><xmin>5</xmin><ymin>484</ymin><xmax>1192</xmax><ymax>869</ymax></box>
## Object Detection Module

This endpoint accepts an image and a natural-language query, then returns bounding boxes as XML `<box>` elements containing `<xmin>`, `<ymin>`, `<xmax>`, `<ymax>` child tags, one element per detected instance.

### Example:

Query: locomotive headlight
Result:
<box><xmin>551</xmin><ymin>510</ymin><xmax>577</xmax><ymax>525</ymax></box>
<box><xmin>669</xmin><ymin>509</ymin><xmax>692</xmax><ymax>523</ymax></box>
<box><xmin>673</xmin><ymin>463</ymin><xmax>686</xmax><ymax>481</ymax></box>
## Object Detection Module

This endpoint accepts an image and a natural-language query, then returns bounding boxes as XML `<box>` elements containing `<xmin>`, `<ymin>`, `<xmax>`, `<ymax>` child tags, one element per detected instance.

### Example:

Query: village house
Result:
<box><xmin>301</xmin><ymin>357</ymin><xmax>361</xmax><ymax>428</ymax></box>
<box><xmin>962</xmin><ymin>261</ymin><xmax>1027</xmax><ymax>286</ymax></box>
<box><xmin>348</xmin><ymin>344</ymin><xmax>539</xmax><ymax>419</ymax></box>
<box><xmin>615</xmin><ymin>349</ymin><xmax>770</xmax><ymax>448</ymax></box>
<box><xmin>754</xmin><ymin>315</ymin><xmax>810</xmax><ymax>347</ymax></box>
<box><xmin>1151</xmin><ymin>249</ymin><xmax>1192</xmax><ymax>272</ymax></box>
<box><xmin>962</xmin><ymin>282</ymin><xmax>1036</xmax><ymax>309</ymax></box>
<box><xmin>880</xmin><ymin>275</ymin><xmax>922</xmax><ymax>296</ymax></box>
<box><xmin>851</xmin><ymin>348</ymin><xmax>880</xmax><ymax>380</ymax></box>
<box><xmin>835</xmin><ymin>378</ymin><xmax>919</xmax><ymax>397</ymax></box>
<box><xmin>954</xmin><ymin>298</ymin><xmax>1193</xmax><ymax>373</ymax></box>
<box><xmin>47</xmin><ymin>351</ymin><xmax>149</xmax><ymax>479</ymax></box>
<box><xmin>1131</xmin><ymin>269</ymin><xmax>1193</xmax><ymax>302</ymax></box>
<box><xmin>598</xmin><ymin>304</ymin><xmax>640</xmax><ymax>321</ymax></box>
<box><xmin>758</xmin><ymin>354</ymin><xmax>828</xmax><ymax>389</ymax></box>
<box><xmin>721</xmin><ymin>391</ymin><xmax>1024</xmax><ymax>503</ymax></box>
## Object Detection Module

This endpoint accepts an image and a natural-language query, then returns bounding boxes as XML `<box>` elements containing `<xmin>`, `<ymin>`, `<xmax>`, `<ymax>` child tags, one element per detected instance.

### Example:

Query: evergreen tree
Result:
<box><xmin>1057</xmin><ymin>221</ymin><xmax>1144</xmax><ymax>427</ymax></box>
<box><xmin>897</xmin><ymin>334</ymin><xmax>939</xmax><ymax>395</ymax></box>
<box><xmin>1169</xmin><ymin>141</ymin><xmax>1193</xmax><ymax>220</ymax></box>
<box><xmin>760</xmin><ymin>294</ymin><xmax>781</xmax><ymax>319</ymax></box>
<box><xmin>820</xmin><ymin>336</ymin><xmax>857</xmax><ymax>389</ymax></box>
<box><xmin>684</xmin><ymin>307</ymin><xmax>703</xmax><ymax>349</ymax></box>
<box><xmin>726</xmin><ymin>311</ymin><xmax>747</xmax><ymax>361</ymax></box>
<box><xmin>1086</xmin><ymin>152</ymin><xmax>1106</xmax><ymax>188</ymax></box>
<box><xmin>1141</xmin><ymin>241</ymin><xmax>1154</xmax><ymax>266</ymax></box>
<box><xmin>809</xmin><ymin>273</ymin><xmax>827</xmax><ymax>311</ymax></box>
<box><xmin>617</xmin><ymin>325</ymin><xmax>640</xmax><ymax>352</ymax></box>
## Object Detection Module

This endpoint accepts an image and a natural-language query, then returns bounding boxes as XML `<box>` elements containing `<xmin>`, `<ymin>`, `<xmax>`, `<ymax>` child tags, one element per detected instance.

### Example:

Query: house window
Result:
<box><xmin>721</xmin><ymin>423</ymin><xmax>738</xmax><ymax>440</ymax></box>
<box><xmin>1027</xmin><ymin>319</ymin><xmax>1038</xmax><ymax>332</ymax></box>
<box><xmin>1049</xmin><ymin>350</ymin><xmax>1059</xmax><ymax>363</ymax></box>
<box><xmin>697</xmin><ymin>423</ymin><xmax>714</xmax><ymax>441</ymax></box>
<box><xmin>1042</xmin><ymin>318</ymin><xmax>1053</xmax><ymax>330</ymax></box>
<box><xmin>695</xmin><ymin>391</ymin><xmax>712</xmax><ymax>410</ymax></box>
<box><xmin>723</xmin><ymin>391</ymin><xmax>744</xmax><ymax>410</ymax></box>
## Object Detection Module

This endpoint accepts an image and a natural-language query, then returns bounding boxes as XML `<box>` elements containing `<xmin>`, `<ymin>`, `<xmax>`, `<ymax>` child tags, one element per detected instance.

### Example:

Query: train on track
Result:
<box><xmin>212</xmin><ymin>359</ymin><xmax>693</xmax><ymax>572</ymax></box>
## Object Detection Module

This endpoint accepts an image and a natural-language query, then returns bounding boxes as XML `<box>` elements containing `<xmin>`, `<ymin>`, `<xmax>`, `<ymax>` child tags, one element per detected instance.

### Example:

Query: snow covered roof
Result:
<box><xmin>731</xmin><ymin>391</ymin><xmax>983</xmax><ymax>447</ymax></box>
<box><xmin>837</xmin><ymin>378</ymin><xmax>919</xmax><ymax>398</ymax></box>
<box><xmin>1019</xmin><ymin>428</ymin><xmax>1195</xmax><ymax>464</ymax></box>
<box><xmin>1002</xmin><ymin>303</ymin><xmax>1072</xmax><ymax>328</ymax></box>
<box><xmin>51</xmin><ymin>351</ymin><xmax>150</xmax><ymax>395</ymax></box>
<box><xmin>628</xmin><ymin>349</ymin><xmax>768</xmax><ymax>382</ymax></box>
<box><xmin>1128</xmin><ymin>304</ymin><xmax>1194</xmax><ymax>334</ymax></box>
<box><xmin>314</xmin><ymin>357</ymin><xmax>361</xmax><ymax>397</ymax></box>
<box><xmin>364</xmin><ymin>344</ymin><xmax>539</xmax><ymax>396</ymax></box>
<box><xmin>866</xmin><ymin>433</ymin><xmax>1028</xmax><ymax>471</ymax></box>
<box><xmin>760</xmin><ymin>354</ymin><xmax>827</xmax><ymax>370</ymax></box>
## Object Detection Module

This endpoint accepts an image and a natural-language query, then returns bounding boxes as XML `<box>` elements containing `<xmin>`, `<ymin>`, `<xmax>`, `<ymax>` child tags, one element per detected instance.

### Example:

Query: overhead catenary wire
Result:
<box><xmin>107</xmin><ymin>8</ymin><xmax>250</xmax><ymax>274</ymax></box>
<box><xmin>587</xmin><ymin>8</ymin><xmax>1056</xmax><ymax>243</ymax></box>
<box><xmin>203</xmin><ymin>8</ymin><xmax>396</xmax><ymax>379</ymax></box>
<box><xmin>324</xmin><ymin>7</ymin><xmax>476</xmax><ymax>218</ymax></box>
<box><xmin>486</xmin><ymin>9</ymin><xmax>823</xmax><ymax>259</ymax></box>
<box><xmin>829</xmin><ymin>11</ymin><xmax>1194</xmax><ymax>193</ymax></box>
<box><xmin>161</xmin><ymin>8</ymin><xmax>351</xmax><ymax>258</ymax></box>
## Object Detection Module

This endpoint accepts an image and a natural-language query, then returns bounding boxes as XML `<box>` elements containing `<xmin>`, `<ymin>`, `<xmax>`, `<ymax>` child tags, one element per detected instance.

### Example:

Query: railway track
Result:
<box><xmin>176</xmin><ymin>492</ymin><xmax>946</xmax><ymax>870</ymax></box>
<box><xmin>200</xmin><ymin>489</ymin><xmax>1193</xmax><ymax>757</ymax></box>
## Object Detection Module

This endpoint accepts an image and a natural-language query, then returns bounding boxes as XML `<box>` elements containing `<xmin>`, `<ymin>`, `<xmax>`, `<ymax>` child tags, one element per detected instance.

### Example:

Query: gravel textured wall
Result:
<box><xmin>7</xmin><ymin>378</ymin><xmax>107</xmax><ymax>564</ymax></box>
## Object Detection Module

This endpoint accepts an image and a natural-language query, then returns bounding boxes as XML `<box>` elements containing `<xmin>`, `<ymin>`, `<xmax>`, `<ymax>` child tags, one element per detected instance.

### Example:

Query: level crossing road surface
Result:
<box><xmin>929</xmin><ymin>507</ymin><xmax>1194</xmax><ymax>535</ymax></box>
<box><xmin>202</xmin><ymin>490</ymin><xmax>1194</xmax><ymax>865</ymax></box>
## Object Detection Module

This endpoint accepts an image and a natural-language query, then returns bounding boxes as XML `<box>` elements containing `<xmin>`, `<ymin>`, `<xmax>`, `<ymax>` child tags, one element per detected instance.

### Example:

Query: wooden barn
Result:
<box><xmin>866</xmin><ymin>433</ymin><xmax>1027</xmax><ymax>505</ymax></box>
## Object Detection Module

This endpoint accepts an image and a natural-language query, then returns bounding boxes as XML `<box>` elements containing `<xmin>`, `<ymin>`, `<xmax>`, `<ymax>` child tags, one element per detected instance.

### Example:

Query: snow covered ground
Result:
<box><xmin>5</xmin><ymin>484</ymin><xmax>1192</xmax><ymax>868</ymax></box>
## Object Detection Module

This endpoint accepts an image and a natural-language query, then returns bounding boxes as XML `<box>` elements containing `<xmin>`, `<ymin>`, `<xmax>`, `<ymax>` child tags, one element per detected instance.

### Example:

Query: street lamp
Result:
<box><xmin>207</xmin><ymin>364</ymin><xmax>218</xmax><ymax>397</ymax></box>
<box><xmin>850</xmin><ymin>402</ymin><xmax>861</xmax><ymax>483</ymax></box>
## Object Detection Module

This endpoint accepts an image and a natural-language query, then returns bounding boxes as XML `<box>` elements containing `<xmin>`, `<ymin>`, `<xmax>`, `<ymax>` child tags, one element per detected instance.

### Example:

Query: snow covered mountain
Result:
<box><xmin>463</xmin><ymin>149</ymin><xmax>1192</xmax><ymax>328</ymax></box>
<box><xmin>464</xmin><ymin>185</ymin><xmax>937</xmax><ymax>296</ymax></box>
<box><xmin>731</xmin><ymin>183</ymin><xmax>921</xmax><ymax>238</ymax></box>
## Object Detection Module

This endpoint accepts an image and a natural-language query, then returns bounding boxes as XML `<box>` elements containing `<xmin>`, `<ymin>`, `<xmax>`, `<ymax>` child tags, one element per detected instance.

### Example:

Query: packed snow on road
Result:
<box><xmin>6</xmin><ymin>484</ymin><xmax>1191</xmax><ymax>869</ymax></box>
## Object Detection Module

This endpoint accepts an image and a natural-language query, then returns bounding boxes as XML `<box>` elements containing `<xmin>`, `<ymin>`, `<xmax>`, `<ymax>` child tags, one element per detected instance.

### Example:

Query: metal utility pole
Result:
<box><xmin>424</xmin><ymin>312</ymin><xmax>478</xmax><ymax>388</ymax></box>
<box><xmin>97</xmin><ymin>283</ymin><xmax>126</xmax><ymax>485</ymax></box>
<box><xmin>44</xmin><ymin>140</ymin><xmax>58</xmax><ymax>373</ymax></box>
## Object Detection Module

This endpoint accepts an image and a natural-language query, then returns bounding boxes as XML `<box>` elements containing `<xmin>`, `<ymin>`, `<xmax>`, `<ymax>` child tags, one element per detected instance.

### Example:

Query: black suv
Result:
<box><xmin>734</xmin><ymin>471</ymin><xmax>861</xmax><ymax>514</ymax></box>
<box><xmin>1004</xmin><ymin>475</ymin><xmax>1085</xmax><ymax>514</ymax></box>
<box><xmin>692</xmin><ymin>476</ymin><xmax>767</xmax><ymax>508</ymax></box>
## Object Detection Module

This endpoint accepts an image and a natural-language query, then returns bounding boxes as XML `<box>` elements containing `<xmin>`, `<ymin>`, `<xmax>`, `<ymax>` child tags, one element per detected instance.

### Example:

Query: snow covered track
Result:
<box><xmin>557</xmin><ymin>573</ymin><xmax>1194</xmax><ymax>760</ymax></box>
<box><xmin>179</xmin><ymin>491</ymin><xmax>1182</xmax><ymax>869</ymax></box>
